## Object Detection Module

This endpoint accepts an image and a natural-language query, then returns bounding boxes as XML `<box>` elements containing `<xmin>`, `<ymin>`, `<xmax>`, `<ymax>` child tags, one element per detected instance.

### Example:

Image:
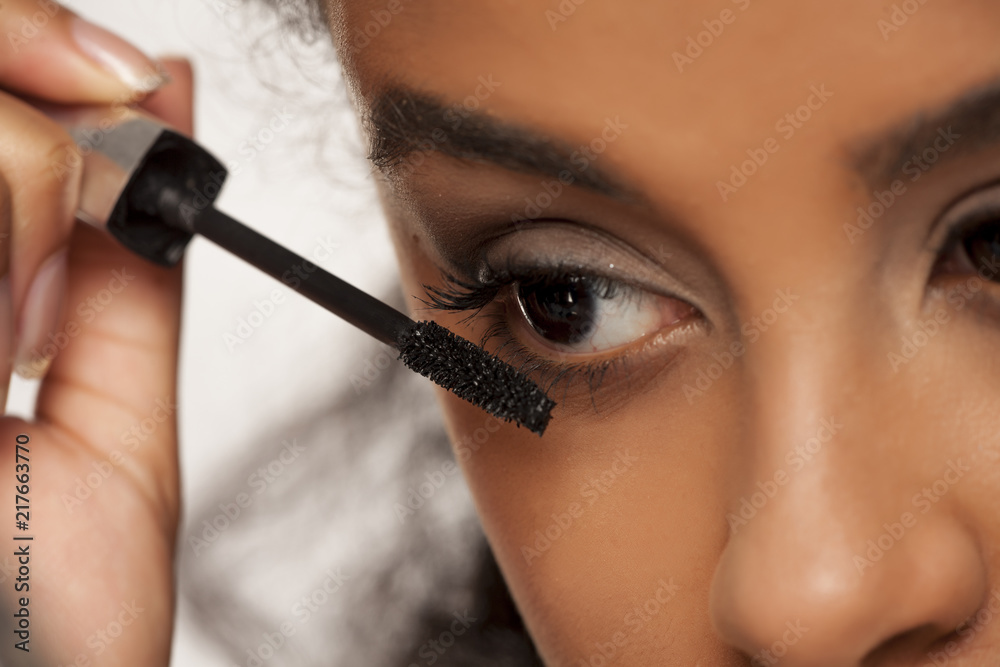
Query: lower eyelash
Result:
<box><xmin>418</xmin><ymin>270</ymin><xmax>642</xmax><ymax>408</ymax></box>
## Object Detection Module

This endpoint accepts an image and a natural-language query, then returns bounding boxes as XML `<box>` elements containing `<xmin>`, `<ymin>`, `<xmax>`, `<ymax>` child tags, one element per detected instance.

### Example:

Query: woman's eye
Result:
<box><xmin>513</xmin><ymin>275</ymin><xmax>694</xmax><ymax>354</ymax></box>
<box><xmin>938</xmin><ymin>219</ymin><xmax>1000</xmax><ymax>278</ymax></box>
<box><xmin>961</xmin><ymin>222</ymin><xmax>1000</xmax><ymax>276</ymax></box>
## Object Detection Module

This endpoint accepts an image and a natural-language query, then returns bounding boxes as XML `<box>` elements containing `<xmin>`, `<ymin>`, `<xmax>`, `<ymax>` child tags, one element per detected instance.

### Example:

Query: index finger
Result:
<box><xmin>0</xmin><ymin>0</ymin><xmax>167</xmax><ymax>104</ymax></box>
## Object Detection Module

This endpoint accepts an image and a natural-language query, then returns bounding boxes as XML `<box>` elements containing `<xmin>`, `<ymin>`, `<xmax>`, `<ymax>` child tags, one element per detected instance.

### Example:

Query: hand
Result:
<box><xmin>0</xmin><ymin>2</ymin><xmax>189</xmax><ymax>664</ymax></box>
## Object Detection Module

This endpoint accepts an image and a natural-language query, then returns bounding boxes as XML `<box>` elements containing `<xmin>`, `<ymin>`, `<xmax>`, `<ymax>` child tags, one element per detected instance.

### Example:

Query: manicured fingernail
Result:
<box><xmin>0</xmin><ymin>276</ymin><xmax>11</xmax><ymax>411</ymax></box>
<box><xmin>70</xmin><ymin>16</ymin><xmax>169</xmax><ymax>94</ymax></box>
<box><xmin>15</xmin><ymin>251</ymin><xmax>67</xmax><ymax>380</ymax></box>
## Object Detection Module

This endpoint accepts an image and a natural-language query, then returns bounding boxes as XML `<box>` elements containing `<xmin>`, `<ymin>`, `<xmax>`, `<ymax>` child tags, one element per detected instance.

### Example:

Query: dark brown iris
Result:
<box><xmin>963</xmin><ymin>224</ymin><xmax>1000</xmax><ymax>276</ymax></box>
<box><xmin>517</xmin><ymin>276</ymin><xmax>597</xmax><ymax>345</ymax></box>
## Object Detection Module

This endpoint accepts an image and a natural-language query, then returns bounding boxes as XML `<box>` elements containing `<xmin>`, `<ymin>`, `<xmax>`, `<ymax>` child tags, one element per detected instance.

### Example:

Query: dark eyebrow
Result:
<box><xmin>848</xmin><ymin>75</ymin><xmax>1000</xmax><ymax>190</ymax></box>
<box><xmin>369</xmin><ymin>78</ymin><xmax>1000</xmax><ymax>203</ymax></box>
<box><xmin>364</xmin><ymin>84</ymin><xmax>635</xmax><ymax>201</ymax></box>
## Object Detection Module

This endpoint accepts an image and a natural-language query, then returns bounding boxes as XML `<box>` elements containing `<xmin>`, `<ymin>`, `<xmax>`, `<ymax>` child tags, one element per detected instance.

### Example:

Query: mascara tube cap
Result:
<box><xmin>45</xmin><ymin>105</ymin><xmax>228</xmax><ymax>267</ymax></box>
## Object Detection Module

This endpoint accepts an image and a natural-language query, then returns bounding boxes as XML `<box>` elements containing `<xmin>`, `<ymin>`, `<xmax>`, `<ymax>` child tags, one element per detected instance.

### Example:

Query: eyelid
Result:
<box><xmin>928</xmin><ymin>179</ymin><xmax>1000</xmax><ymax>258</ymax></box>
<box><xmin>477</xmin><ymin>221</ymin><xmax>703</xmax><ymax>309</ymax></box>
<box><xmin>420</xmin><ymin>223</ymin><xmax>711</xmax><ymax>410</ymax></box>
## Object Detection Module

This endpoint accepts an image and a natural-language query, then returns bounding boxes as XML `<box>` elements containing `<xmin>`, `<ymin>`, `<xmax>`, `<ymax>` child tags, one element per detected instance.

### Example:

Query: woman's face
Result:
<box><xmin>326</xmin><ymin>1</ymin><xmax>1000</xmax><ymax>663</ymax></box>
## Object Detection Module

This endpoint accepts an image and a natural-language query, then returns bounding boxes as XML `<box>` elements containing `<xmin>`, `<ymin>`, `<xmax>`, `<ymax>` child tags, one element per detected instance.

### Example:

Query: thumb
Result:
<box><xmin>31</xmin><ymin>59</ymin><xmax>196</xmax><ymax>522</ymax></box>
<box><xmin>0</xmin><ymin>0</ymin><xmax>167</xmax><ymax>103</ymax></box>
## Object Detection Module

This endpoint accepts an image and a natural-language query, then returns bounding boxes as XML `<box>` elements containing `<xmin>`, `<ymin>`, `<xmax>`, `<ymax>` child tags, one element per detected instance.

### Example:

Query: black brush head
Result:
<box><xmin>396</xmin><ymin>320</ymin><xmax>555</xmax><ymax>436</ymax></box>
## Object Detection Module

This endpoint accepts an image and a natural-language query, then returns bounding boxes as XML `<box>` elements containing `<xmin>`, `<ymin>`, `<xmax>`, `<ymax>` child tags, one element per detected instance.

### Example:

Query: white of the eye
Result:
<box><xmin>567</xmin><ymin>289</ymin><xmax>664</xmax><ymax>353</ymax></box>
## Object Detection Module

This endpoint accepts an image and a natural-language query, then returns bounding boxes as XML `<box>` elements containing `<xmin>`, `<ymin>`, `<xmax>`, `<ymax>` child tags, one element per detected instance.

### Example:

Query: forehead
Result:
<box><xmin>330</xmin><ymin>1</ymin><xmax>1000</xmax><ymax>137</ymax></box>
<box><xmin>327</xmin><ymin>0</ymin><xmax>1000</xmax><ymax>275</ymax></box>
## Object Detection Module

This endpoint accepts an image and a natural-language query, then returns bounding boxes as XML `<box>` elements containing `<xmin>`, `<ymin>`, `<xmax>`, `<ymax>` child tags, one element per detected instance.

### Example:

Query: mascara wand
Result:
<box><xmin>55</xmin><ymin>106</ymin><xmax>555</xmax><ymax>436</ymax></box>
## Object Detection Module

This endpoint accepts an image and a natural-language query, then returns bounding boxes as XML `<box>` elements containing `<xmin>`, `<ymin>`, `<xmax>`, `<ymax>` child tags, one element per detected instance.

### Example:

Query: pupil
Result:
<box><xmin>518</xmin><ymin>276</ymin><xmax>596</xmax><ymax>345</ymax></box>
<box><xmin>964</xmin><ymin>225</ymin><xmax>1000</xmax><ymax>275</ymax></box>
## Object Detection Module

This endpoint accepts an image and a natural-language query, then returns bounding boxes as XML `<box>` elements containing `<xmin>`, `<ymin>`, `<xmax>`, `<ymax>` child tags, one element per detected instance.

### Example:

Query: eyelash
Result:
<box><xmin>414</xmin><ymin>186</ymin><xmax>1000</xmax><ymax>406</ymax></box>
<box><xmin>420</xmin><ymin>263</ymin><xmax>645</xmax><ymax>405</ymax></box>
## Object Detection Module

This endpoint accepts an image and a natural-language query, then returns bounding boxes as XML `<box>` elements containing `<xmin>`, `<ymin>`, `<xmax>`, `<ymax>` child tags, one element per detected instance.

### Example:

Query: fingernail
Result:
<box><xmin>70</xmin><ymin>17</ymin><xmax>169</xmax><ymax>94</ymax></box>
<box><xmin>15</xmin><ymin>251</ymin><xmax>68</xmax><ymax>380</ymax></box>
<box><xmin>0</xmin><ymin>276</ymin><xmax>11</xmax><ymax>411</ymax></box>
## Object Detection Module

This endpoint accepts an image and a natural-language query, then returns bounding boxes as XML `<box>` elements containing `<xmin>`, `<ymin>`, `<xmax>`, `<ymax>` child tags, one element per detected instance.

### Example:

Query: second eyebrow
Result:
<box><xmin>847</xmin><ymin>74</ymin><xmax>1000</xmax><ymax>193</ymax></box>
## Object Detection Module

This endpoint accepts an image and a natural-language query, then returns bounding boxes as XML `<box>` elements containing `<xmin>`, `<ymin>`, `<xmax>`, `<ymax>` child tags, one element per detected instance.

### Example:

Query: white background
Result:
<box><xmin>7</xmin><ymin>0</ymin><xmax>409</xmax><ymax>663</ymax></box>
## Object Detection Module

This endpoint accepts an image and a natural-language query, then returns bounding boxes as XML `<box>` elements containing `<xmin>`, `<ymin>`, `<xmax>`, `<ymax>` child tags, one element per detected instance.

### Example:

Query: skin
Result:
<box><xmin>323</xmin><ymin>0</ymin><xmax>1000</xmax><ymax>665</ymax></box>
<box><xmin>7</xmin><ymin>1</ymin><xmax>1000</xmax><ymax>665</ymax></box>
<box><xmin>0</xmin><ymin>1</ymin><xmax>188</xmax><ymax>663</ymax></box>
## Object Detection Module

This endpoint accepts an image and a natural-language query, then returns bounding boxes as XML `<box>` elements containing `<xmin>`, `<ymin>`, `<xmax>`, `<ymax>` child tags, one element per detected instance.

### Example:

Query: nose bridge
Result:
<box><xmin>723</xmin><ymin>291</ymin><xmax>872</xmax><ymax>597</ymax></box>
<box><xmin>727</xmin><ymin>278</ymin><xmax>939</xmax><ymax>545</ymax></box>
<box><xmin>710</xmin><ymin>286</ymin><xmax>985</xmax><ymax>665</ymax></box>
<box><xmin>736</xmin><ymin>284</ymin><xmax>861</xmax><ymax>480</ymax></box>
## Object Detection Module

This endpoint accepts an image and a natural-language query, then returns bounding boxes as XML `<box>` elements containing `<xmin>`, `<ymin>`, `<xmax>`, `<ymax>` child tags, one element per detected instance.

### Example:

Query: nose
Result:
<box><xmin>708</xmin><ymin>324</ymin><xmax>986</xmax><ymax>667</ymax></box>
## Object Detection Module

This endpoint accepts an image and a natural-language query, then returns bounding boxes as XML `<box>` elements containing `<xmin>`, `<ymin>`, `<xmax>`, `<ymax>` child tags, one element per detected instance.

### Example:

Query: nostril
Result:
<box><xmin>711</xmin><ymin>504</ymin><xmax>986</xmax><ymax>665</ymax></box>
<box><xmin>860</xmin><ymin>624</ymin><xmax>952</xmax><ymax>667</ymax></box>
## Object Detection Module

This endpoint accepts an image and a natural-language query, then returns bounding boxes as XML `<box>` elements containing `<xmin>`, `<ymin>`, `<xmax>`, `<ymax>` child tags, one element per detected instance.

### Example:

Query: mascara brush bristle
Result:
<box><xmin>396</xmin><ymin>320</ymin><xmax>555</xmax><ymax>436</ymax></box>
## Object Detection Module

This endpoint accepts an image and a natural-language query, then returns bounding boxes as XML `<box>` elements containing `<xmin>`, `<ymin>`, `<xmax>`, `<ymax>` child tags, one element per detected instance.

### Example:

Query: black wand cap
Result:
<box><xmin>397</xmin><ymin>321</ymin><xmax>555</xmax><ymax>436</ymax></box>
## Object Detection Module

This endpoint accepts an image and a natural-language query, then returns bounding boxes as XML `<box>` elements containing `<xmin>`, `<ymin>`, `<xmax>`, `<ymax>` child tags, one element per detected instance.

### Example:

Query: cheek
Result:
<box><xmin>384</xmin><ymin>204</ymin><xmax>1000</xmax><ymax>665</ymax></box>
<box><xmin>444</xmin><ymin>371</ymin><xmax>747</xmax><ymax>663</ymax></box>
<box><xmin>385</xmin><ymin>208</ymin><xmax>746</xmax><ymax>661</ymax></box>
<box><xmin>910</xmin><ymin>303</ymin><xmax>1000</xmax><ymax>508</ymax></box>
